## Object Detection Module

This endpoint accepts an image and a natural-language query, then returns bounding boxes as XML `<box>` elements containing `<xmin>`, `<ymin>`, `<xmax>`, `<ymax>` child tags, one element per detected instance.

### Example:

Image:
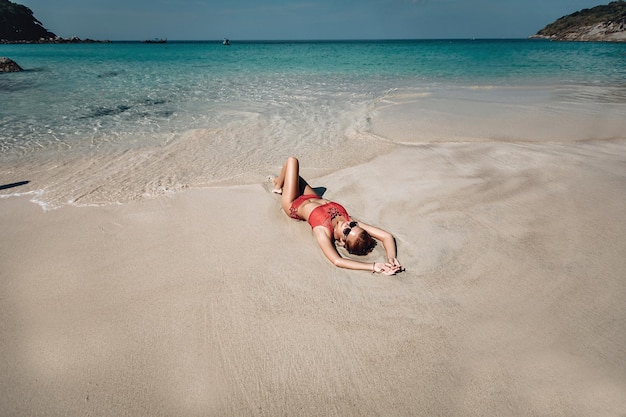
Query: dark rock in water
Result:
<box><xmin>97</xmin><ymin>71</ymin><xmax>121</xmax><ymax>78</ymax></box>
<box><xmin>0</xmin><ymin>57</ymin><xmax>23</xmax><ymax>72</ymax></box>
<box><xmin>84</xmin><ymin>105</ymin><xmax>132</xmax><ymax>118</ymax></box>
<box><xmin>142</xmin><ymin>98</ymin><xmax>168</xmax><ymax>106</ymax></box>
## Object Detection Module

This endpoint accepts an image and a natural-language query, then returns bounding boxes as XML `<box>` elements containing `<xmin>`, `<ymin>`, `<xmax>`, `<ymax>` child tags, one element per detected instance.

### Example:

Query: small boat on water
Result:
<box><xmin>223</xmin><ymin>38</ymin><xmax>230</xmax><ymax>45</ymax></box>
<box><xmin>143</xmin><ymin>38</ymin><xmax>167</xmax><ymax>43</ymax></box>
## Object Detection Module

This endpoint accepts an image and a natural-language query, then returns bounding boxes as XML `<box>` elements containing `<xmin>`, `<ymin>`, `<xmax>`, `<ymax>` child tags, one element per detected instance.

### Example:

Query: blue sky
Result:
<box><xmin>21</xmin><ymin>0</ymin><xmax>606</xmax><ymax>41</ymax></box>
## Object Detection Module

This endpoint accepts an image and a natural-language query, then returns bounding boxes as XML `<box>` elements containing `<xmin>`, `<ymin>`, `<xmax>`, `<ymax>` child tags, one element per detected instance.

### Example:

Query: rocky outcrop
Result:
<box><xmin>565</xmin><ymin>19</ymin><xmax>626</xmax><ymax>41</ymax></box>
<box><xmin>0</xmin><ymin>57</ymin><xmax>23</xmax><ymax>72</ymax></box>
<box><xmin>0</xmin><ymin>0</ymin><xmax>109</xmax><ymax>43</ymax></box>
<box><xmin>532</xmin><ymin>19</ymin><xmax>626</xmax><ymax>42</ymax></box>
<box><xmin>1</xmin><ymin>36</ymin><xmax>109</xmax><ymax>44</ymax></box>
<box><xmin>532</xmin><ymin>1</ymin><xmax>626</xmax><ymax>42</ymax></box>
<box><xmin>0</xmin><ymin>0</ymin><xmax>56</xmax><ymax>42</ymax></box>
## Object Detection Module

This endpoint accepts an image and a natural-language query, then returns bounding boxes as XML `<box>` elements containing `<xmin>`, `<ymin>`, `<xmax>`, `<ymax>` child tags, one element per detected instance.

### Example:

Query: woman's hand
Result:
<box><xmin>388</xmin><ymin>257</ymin><xmax>404</xmax><ymax>272</ymax></box>
<box><xmin>373</xmin><ymin>262</ymin><xmax>402</xmax><ymax>276</ymax></box>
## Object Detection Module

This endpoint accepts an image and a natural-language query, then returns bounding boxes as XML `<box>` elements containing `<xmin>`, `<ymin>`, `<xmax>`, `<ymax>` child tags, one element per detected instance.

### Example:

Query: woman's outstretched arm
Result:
<box><xmin>356</xmin><ymin>222</ymin><xmax>403</xmax><ymax>270</ymax></box>
<box><xmin>313</xmin><ymin>228</ymin><xmax>400</xmax><ymax>275</ymax></box>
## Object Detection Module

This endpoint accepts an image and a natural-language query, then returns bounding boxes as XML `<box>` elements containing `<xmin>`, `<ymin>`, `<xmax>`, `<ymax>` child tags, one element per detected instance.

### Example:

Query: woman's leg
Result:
<box><xmin>275</xmin><ymin>157</ymin><xmax>316</xmax><ymax>213</ymax></box>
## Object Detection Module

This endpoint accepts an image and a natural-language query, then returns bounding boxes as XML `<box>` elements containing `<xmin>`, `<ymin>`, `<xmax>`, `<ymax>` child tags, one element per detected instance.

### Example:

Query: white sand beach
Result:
<box><xmin>2</xmin><ymin>111</ymin><xmax>626</xmax><ymax>414</ymax></box>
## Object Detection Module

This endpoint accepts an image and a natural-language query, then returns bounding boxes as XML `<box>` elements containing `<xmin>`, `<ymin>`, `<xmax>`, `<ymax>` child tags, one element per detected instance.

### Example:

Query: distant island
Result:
<box><xmin>531</xmin><ymin>0</ymin><xmax>626</xmax><ymax>42</ymax></box>
<box><xmin>0</xmin><ymin>0</ymin><xmax>107</xmax><ymax>43</ymax></box>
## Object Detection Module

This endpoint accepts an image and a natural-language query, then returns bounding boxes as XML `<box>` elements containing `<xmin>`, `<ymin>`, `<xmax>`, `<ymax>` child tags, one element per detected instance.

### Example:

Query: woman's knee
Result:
<box><xmin>287</xmin><ymin>156</ymin><xmax>299</xmax><ymax>167</ymax></box>
<box><xmin>285</xmin><ymin>157</ymin><xmax>300</xmax><ymax>178</ymax></box>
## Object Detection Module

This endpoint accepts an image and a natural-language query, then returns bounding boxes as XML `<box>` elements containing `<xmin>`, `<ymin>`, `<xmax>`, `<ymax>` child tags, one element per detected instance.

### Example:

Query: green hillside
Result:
<box><xmin>536</xmin><ymin>1</ymin><xmax>626</xmax><ymax>38</ymax></box>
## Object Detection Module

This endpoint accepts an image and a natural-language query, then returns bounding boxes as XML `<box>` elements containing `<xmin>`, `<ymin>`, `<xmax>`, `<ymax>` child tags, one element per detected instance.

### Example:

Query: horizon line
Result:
<box><xmin>107</xmin><ymin>37</ymin><xmax>535</xmax><ymax>42</ymax></box>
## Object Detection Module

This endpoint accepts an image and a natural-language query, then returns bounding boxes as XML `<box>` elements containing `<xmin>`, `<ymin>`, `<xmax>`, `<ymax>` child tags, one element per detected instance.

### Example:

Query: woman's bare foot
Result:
<box><xmin>267</xmin><ymin>176</ymin><xmax>282</xmax><ymax>194</ymax></box>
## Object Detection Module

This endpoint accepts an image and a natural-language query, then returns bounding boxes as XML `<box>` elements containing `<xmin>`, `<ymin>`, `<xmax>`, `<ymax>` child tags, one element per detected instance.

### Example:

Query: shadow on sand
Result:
<box><xmin>0</xmin><ymin>180</ymin><xmax>30</xmax><ymax>191</ymax></box>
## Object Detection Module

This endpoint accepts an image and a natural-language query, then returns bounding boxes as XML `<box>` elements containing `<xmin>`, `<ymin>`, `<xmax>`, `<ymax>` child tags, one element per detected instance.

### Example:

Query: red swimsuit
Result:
<box><xmin>289</xmin><ymin>194</ymin><xmax>351</xmax><ymax>233</ymax></box>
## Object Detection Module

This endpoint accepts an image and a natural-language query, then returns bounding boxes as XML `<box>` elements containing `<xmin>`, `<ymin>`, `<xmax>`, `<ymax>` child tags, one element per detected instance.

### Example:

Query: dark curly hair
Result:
<box><xmin>345</xmin><ymin>229</ymin><xmax>377</xmax><ymax>256</ymax></box>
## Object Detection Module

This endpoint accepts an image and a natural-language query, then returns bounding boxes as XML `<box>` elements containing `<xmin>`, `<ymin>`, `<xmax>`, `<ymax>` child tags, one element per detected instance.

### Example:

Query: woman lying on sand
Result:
<box><xmin>271</xmin><ymin>157</ymin><xmax>403</xmax><ymax>276</ymax></box>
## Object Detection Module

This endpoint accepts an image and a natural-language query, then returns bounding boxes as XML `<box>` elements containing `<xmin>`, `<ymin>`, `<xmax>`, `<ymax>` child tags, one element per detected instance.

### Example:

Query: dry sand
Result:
<box><xmin>2</xmin><ymin>136</ymin><xmax>626</xmax><ymax>415</ymax></box>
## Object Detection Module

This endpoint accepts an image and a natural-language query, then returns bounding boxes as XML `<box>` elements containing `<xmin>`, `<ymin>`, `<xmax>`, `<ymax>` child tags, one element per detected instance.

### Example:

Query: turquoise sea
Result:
<box><xmin>1</xmin><ymin>39</ymin><xmax>625</xmax><ymax>209</ymax></box>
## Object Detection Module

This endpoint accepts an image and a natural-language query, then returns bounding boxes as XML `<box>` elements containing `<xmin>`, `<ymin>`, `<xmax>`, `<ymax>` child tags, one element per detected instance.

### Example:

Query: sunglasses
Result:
<box><xmin>342</xmin><ymin>221</ymin><xmax>358</xmax><ymax>238</ymax></box>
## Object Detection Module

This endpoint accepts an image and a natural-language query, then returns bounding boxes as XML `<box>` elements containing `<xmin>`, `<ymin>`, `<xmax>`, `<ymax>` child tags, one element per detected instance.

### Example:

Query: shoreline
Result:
<box><xmin>2</xmin><ymin>133</ymin><xmax>626</xmax><ymax>414</ymax></box>
<box><xmin>0</xmin><ymin>37</ymin><xmax>110</xmax><ymax>44</ymax></box>
<box><xmin>3</xmin><ymin>82</ymin><xmax>626</xmax><ymax>211</ymax></box>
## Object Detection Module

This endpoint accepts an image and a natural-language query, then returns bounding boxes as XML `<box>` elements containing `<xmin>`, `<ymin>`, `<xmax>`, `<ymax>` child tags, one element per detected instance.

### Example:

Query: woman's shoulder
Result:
<box><xmin>312</xmin><ymin>223</ymin><xmax>333</xmax><ymax>239</ymax></box>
